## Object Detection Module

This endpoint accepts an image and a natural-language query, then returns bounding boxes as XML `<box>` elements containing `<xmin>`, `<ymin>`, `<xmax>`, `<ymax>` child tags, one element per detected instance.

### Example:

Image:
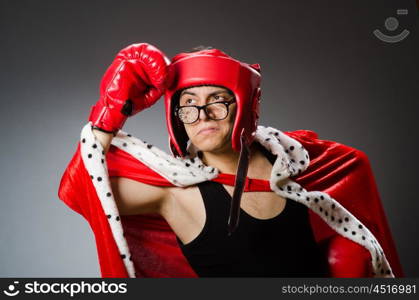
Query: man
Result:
<box><xmin>58</xmin><ymin>43</ymin><xmax>402</xmax><ymax>278</ymax></box>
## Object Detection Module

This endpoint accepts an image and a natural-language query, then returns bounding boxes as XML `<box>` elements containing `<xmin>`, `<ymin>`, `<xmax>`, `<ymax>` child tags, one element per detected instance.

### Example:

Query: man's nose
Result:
<box><xmin>198</xmin><ymin>107</ymin><xmax>209</xmax><ymax>121</ymax></box>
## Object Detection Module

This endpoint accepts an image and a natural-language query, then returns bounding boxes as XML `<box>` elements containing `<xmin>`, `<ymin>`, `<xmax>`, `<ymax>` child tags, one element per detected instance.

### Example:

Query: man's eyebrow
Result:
<box><xmin>208</xmin><ymin>90</ymin><xmax>231</xmax><ymax>97</ymax></box>
<box><xmin>180</xmin><ymin>91</ymin><xmax>196</xmax><ymax>96</ymax></box>
<box><xmin>180</xmin><ymin>90</ymin><xmax>230</xmax><ymax>97</ymax></box>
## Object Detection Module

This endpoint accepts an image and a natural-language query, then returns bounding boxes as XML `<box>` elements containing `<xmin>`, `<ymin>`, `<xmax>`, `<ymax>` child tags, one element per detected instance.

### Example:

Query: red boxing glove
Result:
<box><xmin>88</xmin><ymin>43</ymin><xmax>171</xmax><ymax>135</ymax></box>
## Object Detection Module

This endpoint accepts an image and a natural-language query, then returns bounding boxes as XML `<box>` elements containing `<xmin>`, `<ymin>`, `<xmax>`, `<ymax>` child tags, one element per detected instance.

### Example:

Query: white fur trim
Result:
<box><xmin>111</xmin><ymin>129</ymin><xmax>218</xmax><ymax>187</ymax></box>
<box><xmin>80</xmin><ymin>123</ymin><xmax>136</xmax><ymax>277</ymax></box>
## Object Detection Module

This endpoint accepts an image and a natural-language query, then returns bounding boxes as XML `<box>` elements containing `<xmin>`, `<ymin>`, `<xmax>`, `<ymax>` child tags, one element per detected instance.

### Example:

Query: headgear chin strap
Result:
<box><xmin>164</xmin><ymin>49</ymin><xmax>262</xmax><ymax>233</ymax></box>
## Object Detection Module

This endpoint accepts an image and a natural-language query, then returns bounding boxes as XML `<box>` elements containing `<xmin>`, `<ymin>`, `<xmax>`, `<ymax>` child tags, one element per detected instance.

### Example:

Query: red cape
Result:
<box><xmin>58</xmin><ymin>129</ymin><xmax>403</xmax><ymax>277</ymax></box>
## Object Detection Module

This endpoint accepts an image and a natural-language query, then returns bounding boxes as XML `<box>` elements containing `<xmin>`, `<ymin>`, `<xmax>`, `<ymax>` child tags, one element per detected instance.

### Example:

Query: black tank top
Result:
<box><xmin>176</xmin><ymin>144</ymin><xmax>329</xmax><ymax>277</ymax></box>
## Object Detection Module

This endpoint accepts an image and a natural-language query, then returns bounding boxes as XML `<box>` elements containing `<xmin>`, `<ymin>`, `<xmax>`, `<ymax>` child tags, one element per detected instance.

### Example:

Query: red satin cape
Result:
<box><xmin>58</xmin><ymin>129</ymin><xmax>403</xmax><ymax>277</ymax></box>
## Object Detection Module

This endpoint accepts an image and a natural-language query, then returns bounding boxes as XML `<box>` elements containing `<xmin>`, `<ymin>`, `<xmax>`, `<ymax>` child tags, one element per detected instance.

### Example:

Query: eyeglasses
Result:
<box><xmin>175</xmin><ymin>100</ymin><xmax>236</xmax><ymax>124</ymax></box>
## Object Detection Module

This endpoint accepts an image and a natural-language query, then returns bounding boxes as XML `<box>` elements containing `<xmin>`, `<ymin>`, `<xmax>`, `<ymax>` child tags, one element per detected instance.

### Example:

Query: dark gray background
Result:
<box><xmin>1</xmin><ymin>0</ymin><xmax>418</xmax><ymax>277</ymax></box>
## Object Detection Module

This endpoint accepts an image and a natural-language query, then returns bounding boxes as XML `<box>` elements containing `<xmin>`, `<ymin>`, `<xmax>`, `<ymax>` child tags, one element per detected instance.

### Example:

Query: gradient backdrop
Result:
<box><xmin>1</xmin><ymin>0</ymin><xmax>418</xmax><ymax>277</ymax></box>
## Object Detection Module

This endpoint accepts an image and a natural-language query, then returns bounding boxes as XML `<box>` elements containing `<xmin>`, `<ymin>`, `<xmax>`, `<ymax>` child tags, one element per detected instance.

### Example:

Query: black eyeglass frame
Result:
<box><xmin>175</xmin><ymin>99</ymin><xmax>236</xmax><ymax>124</ymax></box>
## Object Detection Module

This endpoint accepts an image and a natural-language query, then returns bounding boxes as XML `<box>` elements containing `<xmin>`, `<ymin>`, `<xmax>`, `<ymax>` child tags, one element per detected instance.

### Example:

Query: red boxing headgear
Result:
<box><xmin>165</xmin><ymin>48</ymin><xmax>262</xmax><ymax>157</ymax></box>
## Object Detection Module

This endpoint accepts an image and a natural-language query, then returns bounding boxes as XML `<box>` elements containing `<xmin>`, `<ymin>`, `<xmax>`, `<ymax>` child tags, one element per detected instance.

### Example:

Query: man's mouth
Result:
<box><xmin>197</xmin><ymin>127</ymin><xmax>218</xmax><ymax>135</ymax></box>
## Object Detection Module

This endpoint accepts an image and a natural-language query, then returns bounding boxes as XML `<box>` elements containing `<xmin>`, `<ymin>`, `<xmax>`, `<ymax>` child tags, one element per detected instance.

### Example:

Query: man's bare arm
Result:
<box><xmin>92</xmin><ymin>128</ymin><xmax>168</xmax><ymax>215</ymax></box>
<box><xmin>110</xmin><ymin>177</ymin><xmax>168</xmax><ymax>215</ymax></box>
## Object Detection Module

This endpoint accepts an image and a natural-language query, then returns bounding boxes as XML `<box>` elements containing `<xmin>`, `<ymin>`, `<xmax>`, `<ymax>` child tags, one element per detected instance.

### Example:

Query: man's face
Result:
<box><xmin>178</xmin><ymin>85</ymin><xmax>236</xmax><ymax>154</ymax></box>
